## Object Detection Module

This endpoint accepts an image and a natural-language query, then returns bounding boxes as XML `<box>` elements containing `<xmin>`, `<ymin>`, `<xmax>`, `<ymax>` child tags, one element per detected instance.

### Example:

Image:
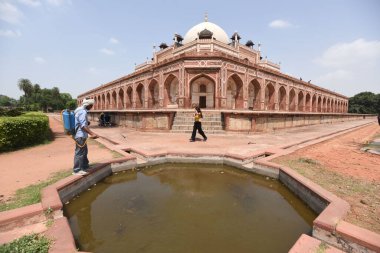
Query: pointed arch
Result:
<box><xmin>298</xmin><ymin>91</ymin><xmax>305</xmax><ymax>112</ymax></box>
<box><xmin>226</xmin><ymin>74</ymin><xmax>244</xmax><ymax>109</ymax></box>
<box><xmin>321</xmin><ymin>97</ymin><xmax>326</xmax><ymax>112</ymax></box>
<box><xmin>327</xmin><ymin>97</ymin><xmax>330</xmax><ymax>112</ymax></box>
<box><xmin>264</xmin><ymin>82</ymin><xmax>275</xmax><ymax>110</ymax></box>
<box><xmin>126</xmin><ymin>86</ymin><xmax>133</xmax><ymax>108</ymax></box>
<box><xmin>117</xmin><ymin>88</ymin><xmax>124</xmax><ymax>109</ymax></box>
<box><xmin>164</xmin><ymin>74</ymin><xmax>179</xmax><ymax>107</ymax></box>
<box><xmin>248</xmin><ymin>79</ymin><xmax>261</xmax><ymax>110</ymax></box>
<box><xmin>278</xmin><ymin>86</ymin><xmax>287</xmax><ymax>111</ymax></box>
<box><xmin>148</xmin><ymin>79</ymin><xmax>159</xmax><ymax>108</ymax></box>
<box><xmin>312</xmin><ymin>94</ymin><xmax>317</xmax><ymax>112</ymax></box>
<box><xmin>106</xmin><ymin>92</ymin><xmax>111</xmax><ymax>110</ymax></box>
<box><xmin>305</xmin><ymin>93</ymin><xmax>311</xmax><ymax>112</ymax></box>
<box><xmin>101</xmin><ymin>94</ymin><xmax>106</xmax><ymax>110</ymax></box>
<box><xmin>136</xmin><ymin>83</ymin><xmax>145</xmax><ymax>108</ymax></box>
<box><xmin>317</xmin><ymin>96</ymin><xmax>322</xmax><ymax>112</ymax></box>
<box><xmin>190</xmin><ymin>74</ymin><xmax>215</xmax><ymax>108</ymax></box>
<box><xmin>111</xmin><ymin>90</ymin><xmax>117</xmax><ymax>109</ymax></box>
<box><xmin>289</xmin><ymin>88</ymin><xmax>296</xmax><ymax>111</ymax></box>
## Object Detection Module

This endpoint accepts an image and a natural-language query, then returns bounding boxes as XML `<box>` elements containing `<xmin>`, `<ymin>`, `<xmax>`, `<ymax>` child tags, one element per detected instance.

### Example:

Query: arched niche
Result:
<box><xmin>190</xmin><ymin>75</ymin><xmax>215</xmax><ymax>108</ymax></box>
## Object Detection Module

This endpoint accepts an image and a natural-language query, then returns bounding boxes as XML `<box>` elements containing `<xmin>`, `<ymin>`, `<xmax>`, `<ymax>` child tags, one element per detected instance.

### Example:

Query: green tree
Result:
<box><xmin>348</xmin><ymin>92</ymin><xmax>379</xmax><ymax>114</ymax></box>
<box><xmin>0</xmin><ymin>95</ymin><xmax>18</xmax><ymax>107</ymax></box>
<box><xmin>16</xmin><ymin>79</ymin><xmax>77</xmax><ymax>112</ymax></box>
<box><xmin>17</xmin><ymin>79</ymin><xmax>33</xmax><ymax>98</ymax></box>
<box><xmin>65</xmin><ymin>99</ymin><xmax>77</xmax><ymax>110</ymax></box>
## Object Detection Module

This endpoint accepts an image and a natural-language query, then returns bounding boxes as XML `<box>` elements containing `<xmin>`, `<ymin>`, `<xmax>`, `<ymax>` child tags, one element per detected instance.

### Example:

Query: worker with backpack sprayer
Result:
<box><xmin>70</xmin><ymin>98</ymin><xmax>98</xmax><ymax>175</ymax></box>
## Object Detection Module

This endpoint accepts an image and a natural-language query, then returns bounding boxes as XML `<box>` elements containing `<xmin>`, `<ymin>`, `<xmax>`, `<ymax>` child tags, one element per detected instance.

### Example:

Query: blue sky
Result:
<box><xmin>1</xmin><ymin>0</ymin><xmax>379</xmax><ymax>99</ymax></box>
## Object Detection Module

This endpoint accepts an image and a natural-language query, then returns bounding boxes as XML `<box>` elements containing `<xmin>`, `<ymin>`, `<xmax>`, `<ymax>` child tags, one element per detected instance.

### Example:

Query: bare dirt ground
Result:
<box><xmin>0</xmin><ymin>115</ymin><xmax>116</xmax><ymax>203</ymax></box>
<box><xmin>273</xmin><ymin>123</ymin><xmax>380</xmax><ymax>234</ymax></box>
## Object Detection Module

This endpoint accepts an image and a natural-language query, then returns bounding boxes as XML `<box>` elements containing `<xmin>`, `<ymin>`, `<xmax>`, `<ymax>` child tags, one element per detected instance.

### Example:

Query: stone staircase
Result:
<box><xmin>171</xmin><ymin>110</ymin><xmax>225</xmax><ymax>134</ymax></box>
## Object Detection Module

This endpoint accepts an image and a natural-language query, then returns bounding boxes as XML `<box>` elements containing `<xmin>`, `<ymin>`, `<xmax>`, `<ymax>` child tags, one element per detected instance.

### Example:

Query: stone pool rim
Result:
<box><xmin>2</xmin><ymin>152</ymin><xmax>380</xmax><ymax>253</ymax></box>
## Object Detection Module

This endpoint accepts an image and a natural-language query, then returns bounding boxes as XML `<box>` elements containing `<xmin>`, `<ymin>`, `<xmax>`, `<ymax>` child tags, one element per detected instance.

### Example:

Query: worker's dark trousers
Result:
<box><xmin>191</xmin><ymin>121</ymin><xmax>207</xmax><ymax>140</ymax></box>
<box><xmin>73</xmin><ymin>137</ymin><xmax>89</xmax><ymax>172</ymax></box>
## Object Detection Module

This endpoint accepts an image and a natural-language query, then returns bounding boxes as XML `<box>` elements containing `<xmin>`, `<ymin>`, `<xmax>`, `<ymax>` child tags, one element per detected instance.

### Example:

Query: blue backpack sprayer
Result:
<box><xmin>61</xmin><ymin>109</ymin><xmax>87</xmax><ymax>147</ymax></box>
<box><xmin>61</xmin><ymin>109</ymin><xmax>76</xmax><ymax>136</ymax></box>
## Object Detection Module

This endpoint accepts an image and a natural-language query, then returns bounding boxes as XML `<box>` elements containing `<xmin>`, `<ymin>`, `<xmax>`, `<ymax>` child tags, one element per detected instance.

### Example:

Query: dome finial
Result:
<box><xmin>204</xmin><ymin>12</ymin><xmax>208</xmax><ymax>22</ymax></box>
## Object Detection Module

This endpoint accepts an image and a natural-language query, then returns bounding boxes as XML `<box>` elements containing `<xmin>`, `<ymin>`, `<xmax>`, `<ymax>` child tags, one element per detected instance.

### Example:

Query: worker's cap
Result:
<box><xmin>82</xmin><ymin>98</ymin><xmax>95</xmax><ymax>107</ymax></box>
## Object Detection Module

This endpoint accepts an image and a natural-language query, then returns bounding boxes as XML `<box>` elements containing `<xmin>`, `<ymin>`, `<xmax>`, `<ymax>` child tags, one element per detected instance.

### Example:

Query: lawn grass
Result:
<box><xmin>0</xmin><ymin>233</ymin><xmax>51</xmax><ymax>253</ymax></box>
<box><xmin>0</xmin><ymin>170</ymin><xmax>72</xmax><ymax>212</ymax></box>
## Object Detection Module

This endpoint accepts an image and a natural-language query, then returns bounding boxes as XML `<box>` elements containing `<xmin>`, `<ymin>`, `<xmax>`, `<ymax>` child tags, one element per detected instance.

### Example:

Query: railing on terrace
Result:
<box><xmin>259</xmin><ymin>59</ymin><xmax>280</xmax><ymax>71</ymax></box>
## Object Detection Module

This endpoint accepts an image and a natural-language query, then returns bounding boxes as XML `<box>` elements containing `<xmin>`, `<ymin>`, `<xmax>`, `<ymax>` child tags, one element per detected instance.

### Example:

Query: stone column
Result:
<box><xmin>144</xmin><ymin>80</ymin><xmax>149</xmax><ymax>109</ymax></box>
<box><xmin>215</xmin><ymin>71</ymin><xmax>220</xmax><ymax>109</ymax></box>
<box><xmin>132</xmin><ymin>84</ymin><xmax>137</xmax><ymax>109</ymax></box>
<box><xmin>220</xmin><ymin>67</ymin><xmax>227</xmax><ymax>109</ymax></box>
<box><xmin>243</xmin><ymin>70</ymin><xmax>248</xmax><ymax>109</ymax></box>
<box><xmin>285</xmin><ymin>86</ymin><xmax>289</xmax><ymax>111</ymax></box>
<box><xmin>159</xmin><ymin>71</ymin><xmax>164</xmax><ymax>108</ymax></box>
<box><xmin>116</xmin><ymin>89</ymin><xmax>120</xmax><ymax>110</ymax></box>
<box><xmin>178</xmin><ymin>67</ymin><xmax>185</xmax><ymax>108</ymax></box>
<box><xmin>260</xmin><ymin>79</ymin><xmax>265</xmax><ymax>110</ymax></box>
<box><xmin>123</xmin><ymin>86</ymin><xmax>127</xmax><ymax>109</ymax></box>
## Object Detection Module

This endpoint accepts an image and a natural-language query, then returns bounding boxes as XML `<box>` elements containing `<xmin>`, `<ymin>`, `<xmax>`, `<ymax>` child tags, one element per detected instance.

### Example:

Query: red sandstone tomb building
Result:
<box><xmin>78</xmin><ymin>17</ymin><xmax>349</xmax><ymax>132</ymax></box>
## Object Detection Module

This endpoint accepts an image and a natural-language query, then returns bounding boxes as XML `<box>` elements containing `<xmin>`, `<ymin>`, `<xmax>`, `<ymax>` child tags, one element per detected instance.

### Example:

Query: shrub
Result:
<box><xmin>0</xmin><ymin>233</ymin><xmax>51</xmax><ymax>253</ymax></box>
<box><xmin>0</xmin><ymin>107</ymin><xmax>24</xmax><ymax>117</ymax></box>
<box><xmin>0</xmin><ymin>112</ymin><xmax>51</xmax><ymax>152</ymax></box>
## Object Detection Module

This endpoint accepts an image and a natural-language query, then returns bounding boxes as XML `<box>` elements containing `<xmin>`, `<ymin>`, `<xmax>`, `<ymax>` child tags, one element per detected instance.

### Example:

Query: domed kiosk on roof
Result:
<box><xmin>183</xmin><ymin>21</ymin><xmax>229</xmax><ymax>44</ymax></box>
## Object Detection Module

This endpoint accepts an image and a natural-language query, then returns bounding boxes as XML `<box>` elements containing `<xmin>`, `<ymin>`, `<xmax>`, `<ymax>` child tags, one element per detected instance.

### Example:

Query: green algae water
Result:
<box><xmin>64</xmin><ymin>163</ymin><xmax>316</xmax><ymax>253</ymax></box>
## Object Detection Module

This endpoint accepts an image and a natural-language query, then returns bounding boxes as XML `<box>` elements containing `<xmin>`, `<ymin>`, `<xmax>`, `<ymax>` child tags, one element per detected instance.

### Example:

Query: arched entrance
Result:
<box><xmin>136</xmin><ymin>83</ymin><xmax>144</xmax><ymax>108</ymax></box>
<box><xmin>148</xmin><ymin>79</ymin><xmax>159</xmax><ymax>108</ymax></box>
<box><xmin>298</xmin><ymin>91</ymin><xmax>304</xmax><ymax>112</ymax></box>
<box><xmin>312</xmin><ymin>94</ymin><xmax>317</xmax><ymax>112</ymax></box>
<box><xmin>106</xmin><ymin>93</ymin><xmax>111</xmax><ymax>109</ymax></box>
<box><xmin>248</xmin><ymin>79</ymin><xmax>261</xmax><ymax>110</ymax></box>
<box><xmin>265</xmin><ymin>83</ymin><xmax>275</xmax><ymax>110</ymax></box>
<box><xmin>164</xmin><ymin>75</ymin><xmax>179</xmax><ymax>107</ymax></box>
<box><xmin>226</xmin><ymin>74</ymin><xmax>243</xmax><ymax>109</ymax></box>
<box><xmin>305</xmin><ymin>93</ymin><xmax>311</xmax><ymax>112</ymax></box>
<box><xmin>101</xmin><ymin>94</ymin><xmax>106</xmax><ymax>110</ymax></box>
<box><xmin>126</xmin><ymin>87</ymin><xmax>133</xmax><ymax>108</ymax></box>
<box><xmin>190</xmin><ymin>75</ymin><xmax>215</xmax><ymax>108</ymax></box>
<box><xmin>111</xmin><ymin>91</ymin><xmax>117</xmax><ymax>109</ymax></box>
<box><xmin>117</xmin><ymin>89</ymin><xmax>124</xmax><ymax>109</ymax></box>
<box><xmin>289</xmin><ymin>88</ymin><xmax>296</xmax><ymax>111</ymax></box>
<box><xmin>278</xmin><ymin>86</ymin><xmax>287</xmax><ymax>111</ymax></box>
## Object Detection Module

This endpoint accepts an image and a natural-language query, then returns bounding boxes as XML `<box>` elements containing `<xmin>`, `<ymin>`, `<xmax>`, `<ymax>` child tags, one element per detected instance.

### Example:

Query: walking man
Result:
<box><xmin>73</xmin><ymin>98</ymin><xmax>99</xmax><ymax>175</ymax></box>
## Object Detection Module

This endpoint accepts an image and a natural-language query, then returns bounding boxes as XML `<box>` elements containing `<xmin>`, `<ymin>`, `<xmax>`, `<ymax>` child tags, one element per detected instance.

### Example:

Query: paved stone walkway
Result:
<box><xmin>90</xmin><ymin>118</ymin><xmax>376</xmax><ymax>158</ymax></box>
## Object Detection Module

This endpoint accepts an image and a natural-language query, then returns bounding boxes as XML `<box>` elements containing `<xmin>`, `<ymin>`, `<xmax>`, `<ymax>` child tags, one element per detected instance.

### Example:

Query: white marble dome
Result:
<box><xmin>183</xmin><ymin>21</ymin><xmax>229</xmax><ymax>44</ymax></box>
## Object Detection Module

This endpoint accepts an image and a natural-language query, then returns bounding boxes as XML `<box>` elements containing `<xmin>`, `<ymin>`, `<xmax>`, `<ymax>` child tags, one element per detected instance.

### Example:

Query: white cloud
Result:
<box><xmin>314</xmin><ymin>39</ymin><xmax>380</xmax><ymax>96</ymax></box>
<box><xmin>18</xmin><ymin>0</ymin><xmax>41</xmax><ymax>7</ymax></box>
<box><xmin>34</xmin><ymin>56</ymin><xmax>46</xmax><ymax>63</ymax></box>
<box><xmin>315</xmin><ymin>69</ymin><xmax>352</xmax><ymax>84</ymax></box>
<box><xmin>0</xmin><ymin>1</ymin><xmax>23</xmax><ymax>24</ymax></box>
<box><xmin>109</xmin><ymin>37</ymin><xmax>119</xmax><ymax>44</ymax></box>
<box><xmin>0</xmin><ymin>29</ymin><xmax>21</xmax><ymax>37</ymax></box>
<box><xmin>100</xmin><ymin>48</ymin><xmax>115</xmax><ymax>55</ymax></box>
<box><xmin>315</xmin><ymin>39</ymin><xmax>380</xmax><ymax>68</ymax></box>
<box><xmin>269</xmin><ymin>19</ymin><xmax>292</xmax><ymax>29</ymax></box>
<box><xmin>45</xmin><ymin>0</ymin><xmax>71</xmax><ymax>6</ymax></box>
